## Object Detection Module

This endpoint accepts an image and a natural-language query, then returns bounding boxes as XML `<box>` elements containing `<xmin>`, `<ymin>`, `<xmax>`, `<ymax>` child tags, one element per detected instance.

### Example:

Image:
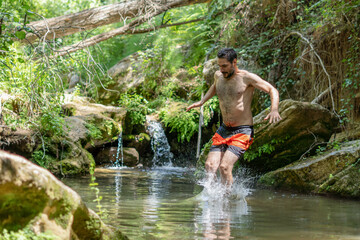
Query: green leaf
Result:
<box><xmin>15</xmin><ymin>31</ymin><xmax>26</xmax><ymax>40</ymax></box>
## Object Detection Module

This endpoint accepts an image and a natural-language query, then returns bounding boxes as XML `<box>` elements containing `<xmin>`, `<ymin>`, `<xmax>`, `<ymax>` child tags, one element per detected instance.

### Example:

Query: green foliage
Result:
<box><xmin>244</xmin><ymin>138</ymin><xmax>285</xmax><ymax>162</ymax></box>
<box><xmin>160</xmin><ymin>105</ymin><xmax>198</xmax><ymax>143</ymax></box>
<box><xmin>37</xmin><ymin>104</ymin><xmax>65</xmax><ymax>138</ymax></box>
<box><xmin>136</xmin><ymin>38</ymin><xmax>183</xmax><ymax>98</ymax></box>
<box><xmin>202</xmin><ymin>96</ymin><xmax>220</xmax><ymax>126</ymax></box>
<box><xmin>33</xmin><ymin>0</ymin><xmax>103</xmax><ymax>17</ymax></box>
<box><xmin>89</xmin><ymin>160</ymin><xmax>107</xmax><ymax>219</ymax></box>
<box><xmin>31</xmin><ymin>149</ymin><xmax>55</xmax><ymax>169</ymax></box>
<box><xmin>0</xmin><ymin>0</ymin><xmax>33</xmax><ymax>52</ymax></box>
<box><xmin>119</xmin><ymin>93</ymin><xmax>151</xmax><ymax>125</ymax></box>
<box><xmin>0</xmin><ymin>228</ymin><xmax>56</xmax><ymax>240</ymax></box>
<box><xmin>85</xmin><ymin>123</ymin><xmax>103</xmax><ymax>140</ymax></box>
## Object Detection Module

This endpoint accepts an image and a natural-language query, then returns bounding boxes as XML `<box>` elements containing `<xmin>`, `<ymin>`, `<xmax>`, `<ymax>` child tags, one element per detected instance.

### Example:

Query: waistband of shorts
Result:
<box><xmin>221</xmin><ymin>123</ymin><xmax>253</xmax><ymax>131</ymax></box>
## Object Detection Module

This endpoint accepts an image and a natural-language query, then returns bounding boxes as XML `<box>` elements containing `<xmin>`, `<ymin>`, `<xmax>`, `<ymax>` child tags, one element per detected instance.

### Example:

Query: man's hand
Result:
<box><xmin>264</xmin><ymin>110</ymin><xmax>282</xmax><ymax>123</ymax></box>
<box><xmin>186</xmin><ymin>101</ymin><xmax>203</xmax><ymax>112</ymax></box>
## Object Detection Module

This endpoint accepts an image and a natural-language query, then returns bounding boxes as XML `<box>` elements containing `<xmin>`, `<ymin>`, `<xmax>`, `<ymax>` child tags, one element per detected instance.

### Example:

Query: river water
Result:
<box><xmin>62</xmin><ymin>167</ymin><xmax>360</xmax><ymax>240</ymax></box>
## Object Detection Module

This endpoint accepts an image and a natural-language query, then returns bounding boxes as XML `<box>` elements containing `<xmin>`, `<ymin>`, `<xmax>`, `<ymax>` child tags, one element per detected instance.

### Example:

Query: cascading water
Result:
<box><xmin>147</xmin><ymin>120</ymin><xmax>174</xmax><ymax>167</ymax></box>
<box><xmin>113</xmin><ymin>132</ymin><xmax>124</xmax><ymax>168</ymax></box>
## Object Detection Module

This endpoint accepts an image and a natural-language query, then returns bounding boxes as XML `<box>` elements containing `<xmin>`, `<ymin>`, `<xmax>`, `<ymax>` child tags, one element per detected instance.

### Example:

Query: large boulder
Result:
<box><xmin>259</xmin><ymin>140</ymin><xmax>360</xmax><ymax>198</ymax></box>
<box><xmin>99</xmin><ymin>53</ymin><xmax>144</xmax><ymax>105</ymax></box>
<box><xmin>62</xmin><ymin>95</ymin><xmax>126</xmax><ymax>150</ymax></box>
<box><xmin>0</xmin><ymin>150</ymin><xmax>128</xmax><ymax>239</ymax></box>
<box><xmin>47</xmin><ymin>140</ymin><xmax>95</xmax><ymax>176</ymax></box>
<box><xmin>243</xmin><ymin>99</ymin><xmax>338</xmax><ymax>172</ymax></box>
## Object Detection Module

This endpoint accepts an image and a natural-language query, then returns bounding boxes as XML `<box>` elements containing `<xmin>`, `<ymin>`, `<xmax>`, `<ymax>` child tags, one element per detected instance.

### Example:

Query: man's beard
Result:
<box><xmin>222</xmin><ymin>68</ymin><xmax>235</xmax><ymax>79</ymax></box>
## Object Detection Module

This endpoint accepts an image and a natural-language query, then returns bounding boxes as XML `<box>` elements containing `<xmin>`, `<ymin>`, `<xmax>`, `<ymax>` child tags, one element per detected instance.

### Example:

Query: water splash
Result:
<box><xmin>113</xmin><ymin>132</ymin><xmax>124</xmax><ymax>168</ymax></box>
<box><xmin>147</xmin><ymin>120</ymin><xmax>173</xmax><ymax>167</ymax></box>
<box><xmin>197</xmin><ymin>171</ymin><xmax>252</xmax><ymax>203</ymax></box>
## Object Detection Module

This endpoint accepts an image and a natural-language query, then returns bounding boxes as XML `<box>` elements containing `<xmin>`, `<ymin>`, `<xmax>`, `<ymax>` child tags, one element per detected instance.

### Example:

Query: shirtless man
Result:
<box><xmin>186</xmin><ymin>48</ymin><xmax>281</xmax><ymax>186</ymax></box>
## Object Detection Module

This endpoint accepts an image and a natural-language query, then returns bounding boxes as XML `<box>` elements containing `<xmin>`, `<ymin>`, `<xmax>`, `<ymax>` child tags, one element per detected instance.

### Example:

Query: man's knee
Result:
<box><xmin>205</xmin><ymin>160</ymin><xmax>216</xmax><ymax>172</ymax></box>
<box><xmin>219</xmin><ymin>163</ymin><xmax>231</xmax><ymax>175</ymax></box>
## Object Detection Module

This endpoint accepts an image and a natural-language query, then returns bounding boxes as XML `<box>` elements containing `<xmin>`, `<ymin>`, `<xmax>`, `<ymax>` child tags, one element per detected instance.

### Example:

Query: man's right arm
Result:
<box><xmin>186</xmin><ymin>83</ymin><xmax>216</xmax><ymax>112</ymax></box>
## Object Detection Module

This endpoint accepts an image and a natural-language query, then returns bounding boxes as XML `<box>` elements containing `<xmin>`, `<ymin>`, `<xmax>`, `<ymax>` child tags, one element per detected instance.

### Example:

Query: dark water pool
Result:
<box><xmin>62</xmin><ymin>167</ymin><xmax>360</xmax><ymax>240</ymax></box>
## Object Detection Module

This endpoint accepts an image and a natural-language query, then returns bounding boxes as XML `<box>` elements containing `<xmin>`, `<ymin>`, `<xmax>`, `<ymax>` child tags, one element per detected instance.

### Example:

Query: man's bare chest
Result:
<box><xmin>216</xmin><ymin>77</ymin><xmax>248</xmax><ymax>100</ymax></box>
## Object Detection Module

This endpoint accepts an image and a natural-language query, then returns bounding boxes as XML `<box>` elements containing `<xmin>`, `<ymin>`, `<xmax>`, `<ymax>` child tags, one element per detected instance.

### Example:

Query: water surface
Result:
<box><xmin>62</xmin><ymin>167</ymin><xmax>360</xmax><ymax>240</ymax></box>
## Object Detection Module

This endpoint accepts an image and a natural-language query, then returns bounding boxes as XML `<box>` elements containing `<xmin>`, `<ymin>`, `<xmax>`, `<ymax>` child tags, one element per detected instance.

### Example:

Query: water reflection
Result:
<box><xmin>114</xmin><ymin>170</ymin><xmax>122</xmax><ymax>218</ymax></box>
<box><xmin>195</xmin><ymin>174</ymin><xmax>251</xmax><ymax>240</ymax></box>
<box><xmin>62</xmin><ymin>167</ymin><xmax>360</xmax><ymax>240</ymax></box>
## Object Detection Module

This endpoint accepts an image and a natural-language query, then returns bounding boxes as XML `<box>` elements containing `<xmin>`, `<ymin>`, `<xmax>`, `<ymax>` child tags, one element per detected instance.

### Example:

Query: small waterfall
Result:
<box><xmin>113</xmin><ymin>132</ymin><xmax>124</xmax><ymax>168</ymax></box>
<box><xmin>147</xmin><ymin>120</ymin><xmax>173</xmax><ymax>167</ymax></box>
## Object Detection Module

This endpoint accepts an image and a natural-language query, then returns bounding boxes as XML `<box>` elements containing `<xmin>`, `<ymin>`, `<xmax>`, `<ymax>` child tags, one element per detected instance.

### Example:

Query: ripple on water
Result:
<box><xmin>62</xmin><ymin>167</ymin><xmax>360</xmax><ymax>240</ymax></box>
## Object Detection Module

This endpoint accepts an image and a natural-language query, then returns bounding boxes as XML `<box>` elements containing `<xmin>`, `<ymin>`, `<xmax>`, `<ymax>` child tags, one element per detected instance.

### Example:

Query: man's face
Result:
<box><xmin>218</xmin><ymin>58</ymin><xmax>236</xmax><ymax>79</ymax></box>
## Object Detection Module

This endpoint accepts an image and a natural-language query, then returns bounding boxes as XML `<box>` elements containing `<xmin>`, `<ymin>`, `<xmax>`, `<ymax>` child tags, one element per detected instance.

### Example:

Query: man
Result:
<box><xmin>186</xmin><ymin>48</ymin><xmax>281</xmax><ymax>186</ymax></box>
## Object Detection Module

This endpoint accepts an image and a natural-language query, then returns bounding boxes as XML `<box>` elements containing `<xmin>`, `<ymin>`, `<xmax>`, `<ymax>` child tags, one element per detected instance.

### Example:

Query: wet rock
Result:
<box><xmin>244</xmin><ymin>99</ymin><xmax>338</xmax><ymax>172</ymax></box>
<box><xmin>123</xmin><ymin>133</ymin><xmax>151</xmax><ymax>157</ymax></box>
<box><xmin>95</xmin><ymin>147</ymin><xmax>139</xmax><ymax>167</ymax></box>
<box><xmin>259</xmin><ymin>140</ymin><xmax>360</xmax><ymax>198</ymax></box>
<box><xmin>0</xmin><ymin>150</ymin><xmax>128</xmax><ymax>239</ymax></box>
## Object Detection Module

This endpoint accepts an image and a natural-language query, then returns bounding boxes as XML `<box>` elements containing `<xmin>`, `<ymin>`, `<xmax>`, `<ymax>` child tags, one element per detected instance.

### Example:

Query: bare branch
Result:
<box><xmin>282</xmin><ymin>31</ymin><xmax>337</xmax><ymax>114</ymax></box>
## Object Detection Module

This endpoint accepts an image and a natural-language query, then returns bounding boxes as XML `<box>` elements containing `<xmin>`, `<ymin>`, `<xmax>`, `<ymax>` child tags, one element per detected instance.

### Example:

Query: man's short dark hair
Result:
<box><xmin>217</xmin><ymin>48</ymin><xmax>237</xmax><ymax>63</ymax></box>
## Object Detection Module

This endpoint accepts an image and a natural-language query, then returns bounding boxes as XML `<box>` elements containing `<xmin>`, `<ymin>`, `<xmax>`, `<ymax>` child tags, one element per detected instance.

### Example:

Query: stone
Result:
<box><xmin>68</xmin><ymin>72</ymin><xmax>80</xmax><ymax>89</ymax></box>
<box><xmin>203</xmin><ymin>58</ymin><xmax>217</xmax><ymax>86</ymax></box>
<box><xmin>64</xmin><ymin>116</ymin><xmax>88</xmax><ymax>144</ymax></box>
<box><xmin>49</xmin><ymin>141</ymin><xmax>95</xmax><ymax>176</ymax></box>
<box><xmin>123</xmin><ymin>133</ymin><xmax>151</xmax><ymax>158</ymax></box>
<box><xmin>95</xmin><ymin>147</ymin><xmax>139</xmax><ymax>167</ymax></box>
<box><xmin>243</xmin><ymin>99</ymin><xmax>338</xmax><ymax>172</ymax></box>
<box><xmin>62</xmin><ymin>95</ymin><xmax>126</xmax><ymax>123</ymax></box>
<box><xmin>0</xmin><ymin>127</ymin><xmax>35</xmax><ymax>159</ymax></box>
<box><xmin>62</xmin><ymin>95</ymin><xmax>126</xmax><ymax>149</ymax></box>
<box><xmin>329</xmin><ymin>123</ymin><xmax>360</xmax><ymax>143</ymax></box>
<box><xmin>259</xmin><ymin>140</ymin><xmax>360</xmax><ymax>198</ymax></box>
<box><xmin>99</xmin><ymin>53</ymin><xmax>144</xmax><ymax>105</ymax></box>
<box><xmin>0</xmin><ymin>150</ymin><xmax>128</xmax><ymax>239</ymax></box>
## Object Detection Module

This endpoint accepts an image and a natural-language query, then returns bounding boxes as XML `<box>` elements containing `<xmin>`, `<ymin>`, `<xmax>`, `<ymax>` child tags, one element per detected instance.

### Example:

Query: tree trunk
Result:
<box><xmin>54</xmin><ymin>0</ymin><xmax>208</xmax><ymax>57</ymax></box>
<box><xmin>26</xmin><ymin>0</ymin><xmax>211</xmax><ymax>44</ymax></box>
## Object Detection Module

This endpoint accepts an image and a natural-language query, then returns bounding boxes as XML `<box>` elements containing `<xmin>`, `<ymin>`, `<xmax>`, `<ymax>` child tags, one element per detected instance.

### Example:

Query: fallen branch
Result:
<box><xmin>25</xmin><ymin>0</ymin><xmax>210</xmax><ymax>44</ymax></box>
<box><xmin>53</xmin><ymin>0</ymin><xmax>210</xmax><ymax>58</ymax></box>
<box><xmin>127</xmin><ymin>17</ymin><xmax>204</xmax><ymax>35</ymax></box>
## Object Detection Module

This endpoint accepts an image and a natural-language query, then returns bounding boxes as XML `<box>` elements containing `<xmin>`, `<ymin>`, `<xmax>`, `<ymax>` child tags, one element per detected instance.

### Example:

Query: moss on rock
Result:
<box><xmin>0</xmin><ymin>184</ymin><xmax>48</xmax><ymax>231</ymax></box>
<box><xmin>259</xmin><ymin>140</ymin><xmax>360</xmax><ymax>198</ymax></box>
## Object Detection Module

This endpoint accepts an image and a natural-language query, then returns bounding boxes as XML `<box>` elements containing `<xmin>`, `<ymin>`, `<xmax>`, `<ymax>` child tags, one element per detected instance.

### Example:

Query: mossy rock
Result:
<box><xmin>0</xmin><ymin>150</ymin><xmax>129</xmax><ymax>239</ymax></box>
<box><xmin>258</xmin><ymin>140</ymin><xmax>360</xmax><ymax>198</ymax></box>
<box><xmin>243</xmin><ymin>100</ymin><xmax>338</xmax><ymax>172</ymax></box>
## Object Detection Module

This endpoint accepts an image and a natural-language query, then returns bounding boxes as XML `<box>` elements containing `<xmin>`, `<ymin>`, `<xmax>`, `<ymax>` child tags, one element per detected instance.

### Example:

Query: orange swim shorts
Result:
<box><xmin>210</xmin><ymin>123</ymin><xmax>254</xmax><ymax>158</ymax></box>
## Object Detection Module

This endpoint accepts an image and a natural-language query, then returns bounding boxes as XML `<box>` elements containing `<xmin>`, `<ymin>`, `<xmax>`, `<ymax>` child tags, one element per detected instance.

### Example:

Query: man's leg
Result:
<box><xmin>205</xmin><ymin>151</ymin><xmax>224</xmax><ymax>178</ymax></box>
<box><xmin>219</xmin><ymin>150</ymin><xmax>239</xmax><ymax>185</ymax></box>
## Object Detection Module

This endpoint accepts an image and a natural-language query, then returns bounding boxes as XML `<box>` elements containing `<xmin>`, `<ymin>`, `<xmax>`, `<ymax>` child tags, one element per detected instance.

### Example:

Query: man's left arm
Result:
<box><xmin>246</xmin><ymin>72</ymin><xmax>282</xmax><ymax>123</ymax></box>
